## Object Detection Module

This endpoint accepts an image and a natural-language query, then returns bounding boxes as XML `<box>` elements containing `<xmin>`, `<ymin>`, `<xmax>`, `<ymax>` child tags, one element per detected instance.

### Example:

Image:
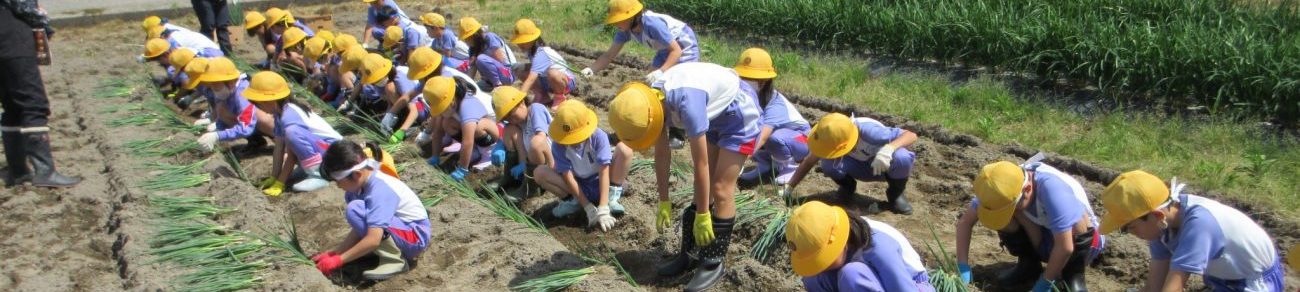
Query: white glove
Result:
<box><xmin>197</xmin><ymin>132</ymin><xmax>219</xmax><ymax>152</ymax></box>
<box><xmin>644</xmin><ymin>70</ymin><xmax>664</xmax><ymax>84</ymax></box>
<box><xmin>136</xmin><ymin>55</ymin><xmax>146</xmax><ymax>63</ymax></box>
<box><xmin>205</xmin><ymin>122</ymin><xmax>218</xmax><ymax>132</ymax></box>
<box><xmin>583</xmin><ymin>203</ymin><xmax>599</xmax><ymax>227</ymax></box>
<box><xmin>192</xmin><ymin>118</ymin><xmax>211</xmax><ymax>127</ymax></box>
<box><xmin>380</xmin><ymin>113</ymin><xmax>397</xmax><ymax>132</ymax></box>
<box><xmin>871</xmin><ymin>144</ymin><xmax>897</xmax><ymax>175</ymax></box>
<box><xmin>580</xmin><ymin>67</ymin><xmax>594</xmax><ymax>77</ymax></box>
<box><xmin>596</xmin><ymin>206</ymin><xmax>616</xmax><ymax>232</ymax></box>
<box><xmin>362</xmin><ymin>43</ymin><xmax>372</xmax><ymax>50</ymax></box>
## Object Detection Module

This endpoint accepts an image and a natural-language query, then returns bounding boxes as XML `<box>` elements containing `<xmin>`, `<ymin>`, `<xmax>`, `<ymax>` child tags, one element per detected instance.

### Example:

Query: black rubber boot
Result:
<box><xmin>24</xmin><ymin>132</ymin><xmax>80</xmax><ymax>188</ymax></box>
<box><xmin>1058</xmin><ymin>228</ymin><xmax>1095</xmax><ymax>292</ymax></box>
<box><xmin>996</xmin><ymin>230</ymin><xmax>1043</xmax><ymax>287</ymax></box>
<box><xmin>2</xmin><ymin>130</ymin><xmax>30</xmax><ymax>187</ymax></box>
<box><xmin>684</xmin><ymin>215</ymin><xmax>734</xmax><ymax>292</ymax></box>
<box><xmin>657</xmin><ymin>204</ymin><xmax>696</xmax><ymax>277</ymax></box>
<box><xmin>833</xmin><ymin>176</ymin><xmax>858</xmax><ymax>202</ymax></box>
<box><xmin>885</xmin><ymin>178</ymin><xmax>913</xmax><ymax>215</ymax></box>
<box><xmin>243</xmin><ymin>132</ymin><xmax>269</xmax><ymax>152</ymax></box>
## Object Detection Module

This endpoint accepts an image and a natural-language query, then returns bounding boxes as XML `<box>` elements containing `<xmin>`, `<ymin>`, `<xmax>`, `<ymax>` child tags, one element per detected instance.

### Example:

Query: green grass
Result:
<box><xmin>107</xmin><ymin>114</ymin><xmax>160</xmax><ymax>128</ymax></box>
<box><xmin>474</xmin><ymin>0</ymin><xmax>1300</xmax><ymax>215</ymax></box>
<box><xmin>435</xmin><ymin>171</ymin><xmax>547</xmax><ymax>233</ymax></box>
<box><xmin>509</xmin><ymin>267</ymin><xmax>595</xmax><ymax>292</ymax></box>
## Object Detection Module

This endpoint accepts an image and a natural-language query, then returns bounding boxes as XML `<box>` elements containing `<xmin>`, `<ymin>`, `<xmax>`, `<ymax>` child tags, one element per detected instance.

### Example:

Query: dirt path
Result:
<box><xmin>3</xmin><ymin>1</ymin><xmax>1296</xmax><ymax>291</ymax></box>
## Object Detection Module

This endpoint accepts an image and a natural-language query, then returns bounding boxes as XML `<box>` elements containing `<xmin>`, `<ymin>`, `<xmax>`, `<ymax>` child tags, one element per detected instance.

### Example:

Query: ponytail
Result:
<box><xmin>365</xmin><ymin>141</ymin><xmax>385</xmax><ymax>163</ymax></box>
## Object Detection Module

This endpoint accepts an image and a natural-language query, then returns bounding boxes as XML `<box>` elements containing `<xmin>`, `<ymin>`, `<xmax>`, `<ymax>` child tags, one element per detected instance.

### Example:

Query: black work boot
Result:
<box><xmin>885</xmin><ymin>178</ymin><xmax>913</xmax><ymax>215</ymax></box>
<box><xmin>1058</xmin><ymin>228</ymin><xmax>1095</xmax><ymax>292</ymax></box>
<box><xmin>684</xmin><ymin>215</ymin><xmax>734</xmax><ymax>292</ymax></box>
<box><xmin>2</xmin><ymin>130</ymin><xmax>30</xmax><ymax>187</ymax></box>
<box><xmin>657</xmin><ymin>204</ymin><xmax>696</xmax><ymax>277</ymax></box>
<box><xmin>24</xmin><ymin>132</ymin><xmax>80</xmax><ymax>188</ymax></box>
<box><xmin>996</xmin><ymin>230</ymin><xmax>1043</xmax><ymax>287</ymax></box>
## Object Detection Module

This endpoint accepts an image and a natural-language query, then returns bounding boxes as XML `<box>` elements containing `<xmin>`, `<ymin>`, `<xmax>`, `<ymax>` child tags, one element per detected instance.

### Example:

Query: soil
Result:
<box><xmin>2</xmin><ymin>1</ymin><xmax>1296</xmax><ymax>291</ymax></box>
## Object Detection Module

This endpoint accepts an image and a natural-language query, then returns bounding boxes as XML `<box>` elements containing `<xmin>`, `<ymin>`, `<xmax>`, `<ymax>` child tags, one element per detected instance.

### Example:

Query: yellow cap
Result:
<box><xmin>143</xmin><ymin>38</ymin><xmax>171</xmax><ymax>59</ymax></box>
<box><xmin>360</xmin><ymin>53</ymin><xmax>394</xmax><ymax>85</ymax></box>
<box><xmin>315</xmin><ymin>30</ymin><xmax>335</xmax><ymax>43</ymax></box>
<box><xmin>420</xmin><ymin>13</ymin><xmax>446</xmax><ymax>27</ymax></box>
<box><xmin>807</xmin><ymin>113</ymin><xmax>858</xmax><ymax>159</ymax></box>
<box><xmin>362</xmin><ymin>0</ymin><xmax>377</xmax><ymax>3</ymax></box>
<box><xmin>382</xmin><ymin>26</ymin><xmax>404</xmax><ymax>49</ymax></box>
<box><xmin>457</xmin><ymin>17</ymin><xmax>483</xmax><ymax>40</ymax></box>
<box><xmin>604</xmin><ymin>0</ymin><xmax>644</xmax><ymax>24</ymax></box>
<box><xmin>734</xmin><ymin>48</ymin><xmax>777</xmax><ymax>79</ymax></box>
<box><xmin>200</xmin><ymin>57</ymin><xmax>241</xmax><ymax>83</ymax></box>
<box><xmin>333</xmin><ymin>33</ymin><xmax>358</xmax><ymax>54</ymax></box>
<box><xmin>973</xmin><ymin>161</ymin><xmax>1026</xmax><ymax>231</ymax></box>
<box><xmin>339</xmin><ymin>48</ymin><xmax>368</xmax><ymax>73</ymax></box>
<box><xmin>1098</xmin><ymin>170</ymin><xmax>1171</xmax><ymax>235</ymax></box>
<box><xmin>550</xmin><ymin>100</ymin><xmax>600</xmax><ymax>145</ymax></box>
<box><xmin>141</xmin><ymin>16</ymin><xmax>162</xmax><ymax>32</ymax></box>
<box><xmin>265</xmin><ymin>8</ymin><xmax>292</xmax><ymax>26</ymax></box>
<box><xmin>182</xmin><ymin>58</ymin><xmax>209</xmax><ymax>90</ymax></box>
<box><xmin>362</xmin><ymin>147</ymin><xmax>400</xmax><ymax>178</ymax></box>
<box><xmin>243</xmin><ymin>11</ymin><xmax>266</xmax><ymax>30</ymax></box>
<box><xmin>147</xmin><ymin>26</ymin><xmax>166</xmax><ymax>39</ymax></box>
<box><xmin>1287</xmin><ymin>243</ymin><xmax>1300</xmax><ymax>273</ymax></box>
<box><xmin>510</xmin><ymin>19</ymin><xmax>542</xmax><ymax>44</ymax></box>
<box><xmin>243</xmin><ymin>71</ymin><xmax>292</xmax><ymax>101</ymax></box>
<box><xmin>607</xmin><ymin>82</ymin><xmax>664</xmax><ymax>151</ymax></box>
<box><xmin>491</xmin><ymin>86</ymin><xmax>526</xmax><ymax>119</ymax></box>
<box><xmin>422</xmin><ymin>77</ymin><xmax>457</xmax><ymax>116</ymax></box>
<box><xmin>786</xmin><ymin>201</ymin><xmax>851</xmax><ymax>277</ymax></box>
<box><xmin>406</xmin><ymin>47</ymin><xmax>443</xmax><ymax>81</ymax></box>
<box><xmin>303</xmin><ymin>36</ymin><xmax>331</xmax><ymax>63</ymax></box>
<box><xmin>168</xmin><ymin>48</ymin><xmax>196</xmax><ymax>69</ymax></box>
<box><xmin>282</xmin><ymin>27</ymin><xmax>308</xmax><ymax>48</ymax></box>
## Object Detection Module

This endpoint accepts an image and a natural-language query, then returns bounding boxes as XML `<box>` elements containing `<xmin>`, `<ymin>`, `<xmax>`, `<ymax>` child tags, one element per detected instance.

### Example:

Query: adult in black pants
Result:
<box><xmin>191</xmin><ymin>0</ymin><xmax>233</xmax><ymax>55</ymax></box>
<box><xmin>0</xmin><ymin>0</ymin><xmax>81</xmax><ymax>188</ymax></box>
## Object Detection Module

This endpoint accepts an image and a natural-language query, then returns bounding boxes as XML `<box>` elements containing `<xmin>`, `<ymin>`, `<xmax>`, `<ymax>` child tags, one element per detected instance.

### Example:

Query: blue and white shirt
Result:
<box><xmin>1150</xmin><ymin>194</ymin><xmax>1278</xmax><ymax>288</ymax></box>
<box><xmin>553</xmin><ymin>128</ymin><xmax>613</xmax><ymax>179</ymax></box>
<box><xmin>521</xmin><ymin>103</ymin><xmax>553</xmax><ymax>153</ymax></box>
<box><xmin>656</xmin><ymin>62</ymin><xmax>761</xmax><ymax>138</ymax></box>
<box><xmin>970</xmin><ymin>163</ymin><xmax>1101</xmax><ymax>252</ymax></box>
<box><xmin>612</xmin><ymin>10</ymin><xmax>699</xmax><ymax>66</ymax></box>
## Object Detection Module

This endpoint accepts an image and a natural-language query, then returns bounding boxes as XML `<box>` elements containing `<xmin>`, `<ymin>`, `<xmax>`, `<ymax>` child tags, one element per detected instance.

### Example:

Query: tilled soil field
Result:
<box><xmin>3</xmin><ymin>1</ymin><xmax>1296</xmax><ymax>291</ymax></box>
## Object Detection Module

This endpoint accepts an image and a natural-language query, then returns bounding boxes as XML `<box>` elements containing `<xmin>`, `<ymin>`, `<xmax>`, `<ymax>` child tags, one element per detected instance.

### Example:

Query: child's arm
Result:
<box><xmin>598</xmin><ymin>165</ymin><xmax>610</xmax><ymax>207</ymax></box>
<box><xmin>338</xmin><ymin>227</ymin><xmax>384</xmax><ymax>263</ymax></box>
<box><xmin>564</xmin><ymin>171</ymin><xmax>585</xmax><ymax>205</ymax></box>
<box><xmin>270</xmin><ymin>136</ymin><xmax>285</xmax><ymax>179</ymax></box>
<box><xmin>589</xmin><ymin>42</ymin><xmax>624</xmax><ymax>73</ymax></box>
<box><xmin>456</xmin><ymin>121</ymin><xmax>476</xmax><ymax>169</ymax></box>
<box><xmin>277</xmin><ymin>149</ymin><xmax>298</xmax><ymax>184</ymax></box>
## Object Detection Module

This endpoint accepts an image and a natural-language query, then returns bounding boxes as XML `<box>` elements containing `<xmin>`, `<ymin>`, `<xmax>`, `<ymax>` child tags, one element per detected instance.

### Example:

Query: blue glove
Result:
<box><xmin>426</xmin><ymin>156</ymin><xmax>440</xmax><ymax>167</ymax></box>
<box><xmin>451</xmin><ymin>166</ymin><xmax>469</xmax><ymax>182</ymax></box>
<box><xmin>957</xmin><ymin>263</ymin><xmax>972</xmax><ymax>284</ymax></box>
<box><xmin>510</xmin><ymin>164</ymin><xmax>526</xmax><ymax>179</ymax></box>
<box><xmin>1031</xmin><ymin>278</ymin><xmax>1055</xmax><ymax>292</ymax></box>
<box><xmin>490</xmin><ymin>143</ymin><xmax>507</xmax><ymax>166</ymax></box>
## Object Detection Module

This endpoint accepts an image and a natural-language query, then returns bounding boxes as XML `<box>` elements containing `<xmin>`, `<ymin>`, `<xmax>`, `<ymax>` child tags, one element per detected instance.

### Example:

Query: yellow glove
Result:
<box><xmin>655</xmin><ymin>201</ymin><xmax>672</xmax><ymax>232</ymax></box>
<box><xmin>694</xmin><ymin>212</ymin><xmax>715</xmax><ymax>246</ymax></box>
<box><xmin>258</xmin><ymin>177</ymin><xmax>277</xmax><ymax>189</ymax></box>
<box><xmin>262</xmin><ymin>180</ymin><xmax>285</xmax><ymax>197</ymax></box>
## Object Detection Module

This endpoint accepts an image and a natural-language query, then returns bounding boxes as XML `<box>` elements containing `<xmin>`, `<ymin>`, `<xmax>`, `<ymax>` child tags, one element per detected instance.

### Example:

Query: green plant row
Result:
<box><xmin>647</xmin><ymin>0</ymin><xmax>1300</xmax><ymax>120</ymax></box>
<box><xmin>509</xmin><ymin>267</ymin><xmax>595</xmax><ymax>292</ymax></box>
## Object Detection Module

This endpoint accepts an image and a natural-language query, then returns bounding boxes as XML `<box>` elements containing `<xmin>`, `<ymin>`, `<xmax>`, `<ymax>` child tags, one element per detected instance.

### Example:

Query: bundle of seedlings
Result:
<box><xmin>253</xmin><ymin>216</ymin><xmax>314</xmax><ymax>267</ymax></box>
<box><xmin>509</xmin><ymin>267</ymin><xmax>595</xmax><ymax>292</ymax></box>
<box><xmin>94</xmin><ymin>77</ymin><xmax>138</xmax><ymax>99</ymax></box>
<box><xmin>139</xmin><ymin>159</ymin><xmax>211</xmax><ymax>191</ymax></box>
<box><xmin>924</xmin><ymin>224</ymin><xmax>969</xmax><ymax>292</ymax></box>
<box><xmin>148</xmin><ymin>196</ymin><xmax>233</xmax><ymax>220</ymax></box>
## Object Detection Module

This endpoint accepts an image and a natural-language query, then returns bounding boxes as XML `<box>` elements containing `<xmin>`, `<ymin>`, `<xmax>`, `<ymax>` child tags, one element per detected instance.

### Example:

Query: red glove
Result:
<box><xmin>315</xmin><ymin>253</ymin><xmax>342</xmax><ymax>275</ymax></box>
<box><xmin>311</xmin><ymin>251</ymin><xmax>337</xmax><ymax>262</ymax></box>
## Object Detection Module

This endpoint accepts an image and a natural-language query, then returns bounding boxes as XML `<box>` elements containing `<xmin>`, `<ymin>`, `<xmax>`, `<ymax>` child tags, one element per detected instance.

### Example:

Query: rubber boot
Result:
<box><xmin>485</xmin><ymin>151</ymin><xmax>522</xmax><ymax>192</ymax></box>
<box><xmin>551</xmin><ymin>196</ymin><xmax>581</xmax><ymax>218</ymax></box>
<box><xmin>24</xmin><ymin>132</ymin><xmax>81</xmax><ymax>188</ymax></box>
<box><xmin>657</xmin><ymin>204</ymin><xmax>696</xmax><ymax>277</ymax></box>
<box><xmin>996</xmin><ymin>230</ymin><xmax>1043</xmax><ymax>287</ymax></box>
<box><xmin>885</xmin><ymin>178</ymin><xmax>913</xmax><ymax>215</ymax></box>
<box><xmin>684</xmin><ymin>215</ymin><xmax>734</xmax><ymax>292</ymax></box>
<box><xmin>362</xmin><ymin>236</ymin><xmax>409</xmax><ymax>280</ymax></box>
<box><xmin>834</xmin><ymin>176</ymin><xmax>876</xmax><ymax>212</ymax></box>
<box><xmin>1058</xmin><ymin>228</ymin><xmax>1094</xmax><ymax>292</ymax></box>
<box><xmin>3</xmin><ymin>130</ymin><xmax>30</xmax><ymax>187</ymax></box>
<box><xmin>608</xmin><ymin>185</ymin><xmax>625</xmax><ymax>215</ymax></box>
<box><xmin>291</xmin><ymin>165</ymin><xmax>329</xmax><ymax>192</ymax></box>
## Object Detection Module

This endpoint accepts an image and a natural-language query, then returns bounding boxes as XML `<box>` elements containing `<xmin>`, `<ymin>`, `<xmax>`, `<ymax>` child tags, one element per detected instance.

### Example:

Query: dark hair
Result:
<box><xmin>365</xmin><ymin>141</ymin><xmax>385</xmax><ymax>163</ymax></box>
<box><xmin>757</xmin><ymin>79</ymin><xmax>776</xmax><ymax>109</ymax></box>
<box><xmin>276</xmin><ymin>95</ymin><xmax>314</xmax><ymax>115</ymax></box>
<box><xmin>528</xmin><ymin>37</ymin><xmax>547</xmax><ymax>57</ymax></box>
<box><xmin>380</xmin><ymin>6</ymin><xmax>400</xmax><ymax>20</ymax></box>
<box><xmin>843</xmin><ymin>210</ymin><xmax>874</xmax><ymax>256</ymax></box>
<box><xmin>322</xmin><ymin>140</ymin><xmax>367</xmax><ymax>180</ymax></box>
<box><xmin>451</xmin><ymin>76</ymin><xmax>473</xmax><ymax>103</ymax></box>
<box><xmin>468</xmin><ymin>31</ymin><xmax>486</xmax><ymax>57</ymax></box>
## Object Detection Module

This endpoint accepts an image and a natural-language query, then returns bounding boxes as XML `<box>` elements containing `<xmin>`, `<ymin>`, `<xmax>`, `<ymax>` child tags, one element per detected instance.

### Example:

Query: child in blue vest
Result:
<box><xmin>457</xmin><ymin>17</ymin><xmax>516</xmax><ymax>89</ymax></box>
<box><xmin>242</xmin><ymin>71</ymin><xmax>343</xmax><ymax>196</ymax></box>
<box><xmin>786</xmin><ymin>113</ymin><xmax>918</xmax><ymax>215</ymax></box>
<box><xmin>533</xmin><ymin>100</ymin><xmax>632</xmax><ymax>230</ymax></box>
<box><xmin>787</xmin><ymin>201</ymin><xmax>935</xmax><ymax>291</ymax></box>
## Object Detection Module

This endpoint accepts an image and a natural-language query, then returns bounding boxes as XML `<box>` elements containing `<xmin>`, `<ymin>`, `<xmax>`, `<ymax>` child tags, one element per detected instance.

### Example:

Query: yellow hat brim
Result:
<box><xmin>790</xmin><ymin>207</ymin><xmax>850</xmax><ymax>277</ymax></box>
<box><xmin>976</xmin><ymin>202</ymin><xmax>1016</xmax><ymax>231</ymax></box>
<box><xmin>604</xmin><ymin>9</ymin><xmax>639</xmax><ymax>24</ymax></box>
<box><xmin>551</xmin><ymin>107</ymin><xmax>599</xmax><ymax>145</ymax></box>
<box><xmin>200</xmin><ymin>72</ymin><xmax>240</xmax><ymax>83</ymax></box>
<box><xmin>362</xmin><ymin>64</ymin><xmax>392</xmax><ymax>85</ymax></box>
<box><xmin>408</xmin><ymin>59</ymin><xmax>441</xmax><ymax>81</ymax></box>
<box><xmin>1098</xmin><ymin>208</ymin><xmax>1141</xmax><ymax>235</ymax></box>
<box><xmin>618</xmin><ymin>98</ymin><xmax>664</xmax><ymax>151</ymax></box>
<box><xmin>458</xmin><ymin>26</ymin><xmax>480</xmax><ymax>41</ymax></box>
<box><xmin>735</xmin><ymin>66</ymin><xmax>777</xmax><ymax>79</ymax></box>
<box><xmin>809</xmin><ymin>128</ymin><xmax>857</xmax><ymax>159</ymax></box>
<box><xmin>183</xmin><ymin>73</ymin><xmax>204</xmax><ymax>90</ymax></box>
<box><xmin>510</xmin><ymin>32</ymin><xmax>540</xmax><ymax>44</ymax></box>
<box><xmin>493</xmin><ymin>93</ymin><xmax>524</xmax><ymax>119</ymax></box>
<box><xmin>243</xmin><ymin>88</ymin><xmax>290</xmax><ymax>102</ymax></box>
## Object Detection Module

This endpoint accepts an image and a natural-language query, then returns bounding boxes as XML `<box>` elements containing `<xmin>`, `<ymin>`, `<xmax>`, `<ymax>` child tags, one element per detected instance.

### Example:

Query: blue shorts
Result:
<box><xmin>575</xmin><ymin>174</ymin><xmax>602</xmax><ymax>204</ymax></box>
<box><xmin>703</xmin><ymin>102</ymin><xmax>761</xmax><ymax>156</ymax></box>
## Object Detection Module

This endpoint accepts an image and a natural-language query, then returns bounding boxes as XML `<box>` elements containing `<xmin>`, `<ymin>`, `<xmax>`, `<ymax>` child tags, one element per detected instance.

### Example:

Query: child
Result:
<box><xmin>191</xmin><ymin>57</ymin><xmax>277</xmax><ymax>153</ymax></box>
<box><xmin>786</xmin><ymin>201</ymin><xmax>934</xmax><ymax>291</ymax></box>
<box><xmin>607</xmin><ymin>62</ymin><xmax>761</xmax><ymax>291</ymax></box>
<box><xmin>457</xmin><ymin>17</ymin><xmax>517</xmax><ymax>89</ymax></box>
<box><xmin>381</xmin><ymin>19</ymin><xmax>431</xmax><ymax>65</ymax></box>
<box><xmin>419</xmin><ymin>12</ymin><xmax>465</xmax><ymax>63</ymax></box>
<box><xmin>422</xmin><ymin>76</ymin><xmax>499</xmax><ymax>181</ymax></box>
<box><xmin>145</xmin><ymin>23</ymin><xmax>222</xmax><ymax>58</ymax></box>
<box><xmin>534</xmin><ymin>100</ymin><xmax>632</xmax><ymax>229</ymax></box>
<box><xmin>510</xmin><ymin>19</ymin><xmax>578</xmax><ymax>109</ymax></box>
<box><xmin>357</xmin><ymin>53</ymin><xmax>428</xmax><ymax>143</ymax></box>
<box><xmin>276</xmin><ymin>27</ymin><xmax>310</xmax><ymax>80</ymax></box>
<box><xmin>242</xmin><ymin>71</ymin><xmax>344</xmax><ymax>196</ymax></box>
<box><xmin>733</xmin><ymin>48</ymin><xmax>810</xmax><ymax>186</ymax></box>
<box><xmin>262</xmin><ymin>8</ymin><xmax>314</xmax><ymax>68</ymax></box>
<box><xmin>140</xmin><ymin>36</ymin><xmax>222</xmax><ymax>94</ymax></box>
<box><xmin>363</xmin><ymin>0</ymin><xmax>411</xmax><ymax>47</ymax></box>
<box><xmin>585</xmin><ymin>0</ymin><xmax>698</xmax><ymax>84</ymax></box>
<box><xmin>140</xmin><ymin>15</ymin><xmax>194</xmax><ymax>38</ymax></box>
<box><xmin>314</xmin><ymin>139</ymin><xmax>430</xmax><ymax>280</ymax></box>
<box><xmin>955</xmin><ymin>161</ymin><xmax>1104</xmax><ymax>292</ymax></box>
<box><xmin>405</xmin><ymin>47</ymin><xmax>495</xmax><ymax>157</ymax></box>
<box><xmin>785</xmin><ymin>113</ymin><xmax>917</xmax><ymax>214</ymax></box>
<box><xmin>1099</xmin><ymin>171</ymin><xmax>1283</xmax><ymax>292</ymax></box>
<box><xmin>490</xmin><ymin>86</ymin><xmax>553</xmax><ymax>201</ymax></box>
